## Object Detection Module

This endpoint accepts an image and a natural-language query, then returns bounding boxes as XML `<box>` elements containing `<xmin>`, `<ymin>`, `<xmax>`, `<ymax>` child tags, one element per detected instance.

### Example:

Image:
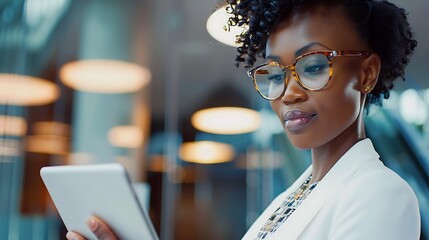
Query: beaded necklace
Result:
<box><xmin>255</xmin><ymin>175</ymin><xmax>318</xmax><ymax>239</ymax></box>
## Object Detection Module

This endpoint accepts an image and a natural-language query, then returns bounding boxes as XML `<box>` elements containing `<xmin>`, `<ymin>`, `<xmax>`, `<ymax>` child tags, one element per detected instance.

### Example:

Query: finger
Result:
<box><xmin>87</xmin><ymin>216</ymin><xmax>118</xmax><ymax>240</ymax></box>
<box><xmin>66</xmin><ymin>231</ymin><xmax>86</xmax><ymax>240</ymax></box>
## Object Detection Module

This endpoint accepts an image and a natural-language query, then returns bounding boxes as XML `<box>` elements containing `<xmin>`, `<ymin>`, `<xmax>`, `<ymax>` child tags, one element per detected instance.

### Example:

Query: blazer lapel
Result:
<box><xmin>241</xmin><ymin>166</ymin><xmax>314</xmax><ymax>240</ymax></box>
<box><xmin>272</xmin><ymin>139</ymin><xmax>380</xmax><ymax>240</ymax></box>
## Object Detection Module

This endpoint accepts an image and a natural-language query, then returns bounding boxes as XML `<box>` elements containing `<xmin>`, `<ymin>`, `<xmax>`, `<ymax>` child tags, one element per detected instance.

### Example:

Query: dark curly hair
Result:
<box><xmin>226</xmin><ymin>0</ymin><xmax>417</xmax><ymax>107</ymax></box>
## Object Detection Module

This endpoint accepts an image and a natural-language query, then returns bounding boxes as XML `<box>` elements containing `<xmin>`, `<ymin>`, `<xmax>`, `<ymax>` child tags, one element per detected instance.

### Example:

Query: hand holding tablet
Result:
<box><xmin>40</xmin><ymin>163</ymin><xmax>159</xmax><ymax>240</ymax></box>
<box><xmin>66</xmin><ymin>216</ymin><xmax>118</xmax><ymax>240</ymax></box>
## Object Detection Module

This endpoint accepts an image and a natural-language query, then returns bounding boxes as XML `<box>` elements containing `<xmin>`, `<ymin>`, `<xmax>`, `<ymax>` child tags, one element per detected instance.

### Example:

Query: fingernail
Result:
<box><xmin>66</xmin><ymin>232</ymin><xmax>78</xmax><ymax>240</ymax></box>
<box><xmin>87</xmin><ymin>217</ymin><xmax>98</xmax><ymax>231</ymax></box>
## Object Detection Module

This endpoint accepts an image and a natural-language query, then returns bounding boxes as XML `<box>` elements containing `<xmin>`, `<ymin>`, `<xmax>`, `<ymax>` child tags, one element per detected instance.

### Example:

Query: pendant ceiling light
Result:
<box><xmin>179</xmin><ymin>141</ymin><xmax>235</xmax><ymax>164</ymax></box>
<box><xmin>60</xmin><ymin>60</ymin><xmax>151</xmax><ymax>93</ymax></box>
<box><xmin>33</xmin><ymin>121</ymin><xmax>70</xmax><ymax>136</ymax></box>
<box><xmin>26</xmin><ymin>121</ymin><xmax>71</xmax><ymax>155</ymax></box>
<box><xmin>0</xmin><ymin>74</ymin><xmax>60</xmax><ymax>106</ymax></box>
<box><xmin>206</xmin><ymin>5</ymin><xmax>247</xmax><ymax>47</ymax></box>
<box><xmin>191</xmin><ymin>107</ymin><xmax>261</xmax><ymax>134</ymax></box>
<box><xmin>26</xmin><ymin>135</ymin><xmax>69</xmax><ymax>155</ymax></box>
<box><xmin>108</xmin><ymin>125</ymin><xmax>143</xmax><ymax>149</ymax></box>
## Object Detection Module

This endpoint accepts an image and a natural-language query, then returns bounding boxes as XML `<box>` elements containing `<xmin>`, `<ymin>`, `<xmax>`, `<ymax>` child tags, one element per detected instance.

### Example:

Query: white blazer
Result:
<box><xmin>242</xmin><ymin>139</ymin><xmax>421</xmax><ymax>240</ymax></box>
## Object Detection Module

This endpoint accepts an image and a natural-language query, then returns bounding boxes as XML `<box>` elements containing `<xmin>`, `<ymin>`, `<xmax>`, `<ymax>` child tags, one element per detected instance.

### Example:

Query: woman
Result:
<box><xmin>231</xmin><ymin>0</ymin><xmax>420</xmax><ymax>239</ymax></box>
<box><xmin>66</xmin><ymin>0</ymin><xmax>420</xmax><ymax>239</ymax></box>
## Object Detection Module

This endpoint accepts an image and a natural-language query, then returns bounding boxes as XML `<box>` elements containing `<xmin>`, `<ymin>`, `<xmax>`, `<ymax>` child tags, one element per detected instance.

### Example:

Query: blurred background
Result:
<box><xmin>0</xmin><ymin>0</ymin><xmax>428</xmax><ymax>239</ymax></box>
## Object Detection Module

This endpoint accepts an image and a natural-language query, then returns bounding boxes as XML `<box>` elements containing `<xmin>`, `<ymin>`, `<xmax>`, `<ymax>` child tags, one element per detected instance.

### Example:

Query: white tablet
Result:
<box><xmin>40</xmin><ymin>163</ymin><xmax>159</xmax><ymax>240</ymax></box>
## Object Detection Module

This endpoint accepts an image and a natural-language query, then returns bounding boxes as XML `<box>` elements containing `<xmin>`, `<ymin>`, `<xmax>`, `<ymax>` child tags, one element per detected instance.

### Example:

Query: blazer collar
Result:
<box><xmin>273</xmin><ymin>138</ymin><xmax>380</xmax><ymax>239</ymax></box>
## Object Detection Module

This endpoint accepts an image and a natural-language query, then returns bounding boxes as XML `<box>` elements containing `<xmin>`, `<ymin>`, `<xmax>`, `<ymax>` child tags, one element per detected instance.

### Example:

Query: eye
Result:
<box><xmin>303</xmin><ymin>61</ymin><xmax>328</xmax><ymax>75</ymax></box>
<box><xmin>267</xmin><ymin>73</ymin><xmax>284</xmax><ymax>82</ymax></box>
<box><xmin>296</xmin><ymin>53</ymin><xmax>330</xmax><ymax>79</ymax></box>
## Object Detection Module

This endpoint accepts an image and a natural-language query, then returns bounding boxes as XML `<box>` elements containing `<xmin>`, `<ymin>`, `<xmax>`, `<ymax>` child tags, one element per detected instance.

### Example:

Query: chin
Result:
<box><xmin>286</xmin><ymin>132</ymin><xmax>315</xmax><ymax>150</ymax></box>
<box><xmin>290</xmin><ymin>141</ymin><xmax>313</xmax><ymax>150</ymax></box>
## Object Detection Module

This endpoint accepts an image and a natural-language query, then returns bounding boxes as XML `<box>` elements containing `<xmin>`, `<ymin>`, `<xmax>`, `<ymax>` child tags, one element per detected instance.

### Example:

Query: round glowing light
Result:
<box><xmin>399</xmin><ymin>89</ymin><xmax>428</xmax><ymax>125</ymax></box>
<box><xmin>179</xmin><ymin>141</ymin><xmax>235</xmax><ymax>164</ymax></box>
<box><xmin>60</xmin><ymin>60</ymin><xmax>151</xmax><ymax>93</ymax></box>
<box><xmin>191</xmin><ymin>107</ymin><xmax>261</xmax><ymax>134</ymax></box>
<box><xmin>0</xmin><ymin>74</ymin><xmax>60</xmax><ymax>106</ymax></box>
<box><xmin>206</xmin><ymin>6</ymin><xmax>247</xmax><ymax>47</ymax></box>
<box><xmin>33</xmin><ymin>121</ymin><xmax>70</xmax><ymax>136</ymax></box>
<box><xmin>26</xmin><ymin>135</ymin><xmax>69</xmax><ymax>155</ymax></box>
<box><xmin>108</xmin><ymin>125</ymin><xmax>143</xmax><ymax>148</ymax></box>
<box><xmin>0</xmin><ymin>115</ymin><xmax>27</xmax><ymax>136</ymax></box>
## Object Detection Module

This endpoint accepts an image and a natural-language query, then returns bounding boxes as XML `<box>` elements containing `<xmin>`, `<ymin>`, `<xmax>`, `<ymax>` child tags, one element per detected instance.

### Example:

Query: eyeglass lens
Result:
<box><xmin>253</xmin><ymin>53</ymin><xmax>330</xmax><ymax>99</ymax></box>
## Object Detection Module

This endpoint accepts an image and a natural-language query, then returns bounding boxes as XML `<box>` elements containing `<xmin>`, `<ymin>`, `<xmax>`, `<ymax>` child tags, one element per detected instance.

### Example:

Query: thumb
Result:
<box><xmin>87</xmin><ymin>216</ymin><xmax>118</xmax><ymax>240</ymax></box>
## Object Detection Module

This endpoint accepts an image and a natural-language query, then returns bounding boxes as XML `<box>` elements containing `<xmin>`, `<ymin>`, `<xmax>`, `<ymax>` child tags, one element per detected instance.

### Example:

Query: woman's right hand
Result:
<box><xmin>65</xmin><ymin>216</ymin><xmax>118</xmax><ymax>240</ymax></box>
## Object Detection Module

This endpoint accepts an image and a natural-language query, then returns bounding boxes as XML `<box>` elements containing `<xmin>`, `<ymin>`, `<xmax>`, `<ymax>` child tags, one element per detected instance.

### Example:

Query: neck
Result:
<box><xmin>309</xmin><ymin>116</ymin><xmax>366</xmax><ymax>184</ymax></box>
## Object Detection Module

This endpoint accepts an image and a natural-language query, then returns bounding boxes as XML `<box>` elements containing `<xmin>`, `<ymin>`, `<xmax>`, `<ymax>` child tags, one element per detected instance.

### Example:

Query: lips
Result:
<box><xmin>283</xmin><ymin>110</ymin><xmax>317</xmax><ymax>132</ymax></box>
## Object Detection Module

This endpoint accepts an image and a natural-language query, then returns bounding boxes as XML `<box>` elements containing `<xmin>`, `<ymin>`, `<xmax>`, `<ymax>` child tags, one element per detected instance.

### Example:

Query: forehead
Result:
<box><xmin>266</xmin><ymin>5</ymin><xmax>366</xmax><ymax>60</ymax></box>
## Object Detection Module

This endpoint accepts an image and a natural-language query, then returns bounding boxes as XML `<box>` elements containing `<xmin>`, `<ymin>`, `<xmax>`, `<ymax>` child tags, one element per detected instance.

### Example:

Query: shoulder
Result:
<box><xmin>340</xmin><ymin>161</ymin><xmax>416</xmax><ymax>204</ymax></box>
<box><xmin>329</xmin><ymin>162</ymin><xmax>420</xmax><ymax>239</ymax></box>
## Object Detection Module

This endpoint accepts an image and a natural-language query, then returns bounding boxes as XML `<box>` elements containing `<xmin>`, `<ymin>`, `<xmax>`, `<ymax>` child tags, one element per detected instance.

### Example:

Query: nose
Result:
<box><xmin>280</xmin><ymin>73</ymin><xmax>308</xmax><ymax>104</ymax></box>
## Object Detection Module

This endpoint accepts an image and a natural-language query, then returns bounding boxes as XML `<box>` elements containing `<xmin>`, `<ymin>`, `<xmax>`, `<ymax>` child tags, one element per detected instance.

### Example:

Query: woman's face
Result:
<box><xmin>267</xmin><ymin>5</ymin><xmax>368</xmax><ymax>149</ymax></box>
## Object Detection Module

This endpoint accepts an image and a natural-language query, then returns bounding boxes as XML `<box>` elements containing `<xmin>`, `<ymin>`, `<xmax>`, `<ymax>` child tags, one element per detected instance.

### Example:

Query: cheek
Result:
<box><xmin>321</xmin><ymin>66</ymin><xmax>361</xmax><ymax>112</ymax></box>
<box><xmin>332</xmin><ymin>77</ymin><xmax>361</xmax><ymax>116</ymax></box>
<box><xmin>326</xmin><ymin>90</ymin><xmax>360</xmax><ymax>121</ymax></box>
<box><xmin>317</xmin><ymin>77</ymin><xmax>362</xmax><ymax>135</ymax></box>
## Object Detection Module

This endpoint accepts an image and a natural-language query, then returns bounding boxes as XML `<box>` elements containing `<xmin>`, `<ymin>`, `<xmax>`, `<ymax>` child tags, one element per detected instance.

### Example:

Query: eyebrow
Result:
<box><xmin>266</xmin><ymin>42</ymin><xmax>330</xmax><ymax>63</ymax></box>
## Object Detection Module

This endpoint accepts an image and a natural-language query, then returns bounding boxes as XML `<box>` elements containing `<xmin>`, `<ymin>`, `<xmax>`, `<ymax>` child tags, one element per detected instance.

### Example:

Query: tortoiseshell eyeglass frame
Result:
<box><xmin>246</xmin><ymin>50</ymin><xmax>369</xmax><ymax>101</ymax></box>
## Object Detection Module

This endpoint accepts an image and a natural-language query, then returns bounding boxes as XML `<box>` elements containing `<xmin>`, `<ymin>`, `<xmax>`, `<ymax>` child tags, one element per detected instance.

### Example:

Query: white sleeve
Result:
<box><xmin>329</xmin><ymin>171</ymin><xmax>420</xmax><ymax>240</ymax></box>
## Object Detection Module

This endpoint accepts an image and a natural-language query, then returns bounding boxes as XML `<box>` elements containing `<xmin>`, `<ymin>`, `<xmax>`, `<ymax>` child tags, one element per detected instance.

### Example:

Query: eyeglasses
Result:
<box><xmin>247</xmin><ymin>50</ymin><xmax>369</xmax><ymax>100</ymax></box>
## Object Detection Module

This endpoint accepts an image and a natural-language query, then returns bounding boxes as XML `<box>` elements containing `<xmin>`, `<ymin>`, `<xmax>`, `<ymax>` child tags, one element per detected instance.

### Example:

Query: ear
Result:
<box><xmin>359</xmin><ymin>53</ymin><xmax>381</xmax><ymax>94</ymax></box>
